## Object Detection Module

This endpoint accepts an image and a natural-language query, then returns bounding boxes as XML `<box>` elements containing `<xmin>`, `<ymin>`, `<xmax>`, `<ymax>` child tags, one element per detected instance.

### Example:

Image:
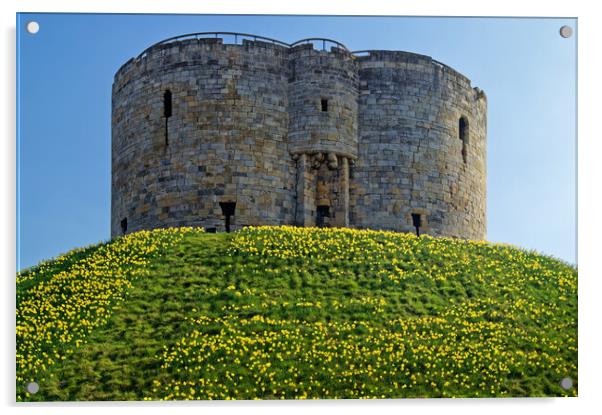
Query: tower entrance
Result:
<box><xmin>293</xmin><ymin>152</ymin><xmax>350</xmax><ymax>228</ymax></box>
<box><xmin>316</xmin><ymin>205</ymin><xmax>330</xmax><ymax>228</ymax></box>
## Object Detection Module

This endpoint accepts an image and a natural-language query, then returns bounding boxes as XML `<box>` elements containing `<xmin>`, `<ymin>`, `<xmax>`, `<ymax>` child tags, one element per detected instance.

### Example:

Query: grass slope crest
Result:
<box><xmin>16</xmin><ymin>226</ymin><xmax>577</xmax><ymax>400</ymax></box>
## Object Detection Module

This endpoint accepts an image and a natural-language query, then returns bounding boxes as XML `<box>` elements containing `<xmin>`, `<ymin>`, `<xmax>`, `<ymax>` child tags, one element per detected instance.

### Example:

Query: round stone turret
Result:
<box><xmin>350</xmin><ymin>51</ymin><xmax>487</xmax><ymax>239</ymax></box>
<box><xmin>288</xmin><ymin>43</ymin><xmax>358</xmax><ymax>159</ymax></box>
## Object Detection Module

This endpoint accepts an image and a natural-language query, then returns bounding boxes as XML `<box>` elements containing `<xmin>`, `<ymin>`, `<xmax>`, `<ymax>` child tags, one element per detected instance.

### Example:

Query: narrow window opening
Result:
<box><xmin>316</xmin><ymin>205</ymin><xmax>330</xmax><ymax>228</ymax></box>
<box><xmin>163</xmin><ymin>90</ymin><xmax>172</xmax><ymax>146</ymax></box>
<box><xmin>321</xmin><ymin>98</ymin><xmax>328</xmax><ymax>112</ymax></box>
<box><xmin>459</xmin><ymin>116</ymin><xmax>469</xmax><ymax>163</ymax></box>
<box><xmin>120</xmin><ymin>218</ymin><xmax>128</xmax><ymax>235</ymax></box>
<box><xmin>219</xmin><ymin>202</ymin><xmax>236</xmax><ymax>233</ymax></box>
<box><xmin>411</xmin><ymin>213</ymin><xmax>422</xmax><ymax>236</ymax></box>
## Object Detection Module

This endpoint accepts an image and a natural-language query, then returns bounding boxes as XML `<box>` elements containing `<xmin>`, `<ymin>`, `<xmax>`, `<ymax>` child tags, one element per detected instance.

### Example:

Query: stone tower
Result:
<box><xmin>111</xmin><ymin>33</ymin><xmax>486</xmax><ymax>239</ymax></box>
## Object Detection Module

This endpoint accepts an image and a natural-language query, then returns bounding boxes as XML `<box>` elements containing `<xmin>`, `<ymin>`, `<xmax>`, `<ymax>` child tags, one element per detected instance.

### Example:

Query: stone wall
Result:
<box><xmin>350</xmin><ymin>51</ymin><xmax>487</xmax><ymax>239</ymax></box>
<box><xmin>288</xmin><ymin>44</ymin><xmax>358</xmax><ymax>158</ymax></box>
<box><xmin>112</xmin><ymin>36</ymin><xmax>487</xmax><ymax>240</ymax></box>
<box><xmin>112</xmin><ymin>38</ymin><xmax>294</xmax><ymax>236</ymax></box>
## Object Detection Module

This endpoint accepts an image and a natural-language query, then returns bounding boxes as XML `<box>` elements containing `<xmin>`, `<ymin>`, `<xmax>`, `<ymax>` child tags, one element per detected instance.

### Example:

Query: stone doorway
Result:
<box><xmin>316</xmin><ymin>205</ymin><xmax>330</xmax><ymax>228</ymax></box>
<box><xmin>293</xmin><ymin>153</ymin><xmax>350</xmax><ymax>228</ymax></box>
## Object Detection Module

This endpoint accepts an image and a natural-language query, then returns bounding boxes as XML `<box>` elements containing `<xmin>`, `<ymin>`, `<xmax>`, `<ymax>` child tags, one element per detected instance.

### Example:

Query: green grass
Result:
<box><xmin>16</xmin><ymin>227</ymin><xmax>577</xmax><ymax>400</ymax></box>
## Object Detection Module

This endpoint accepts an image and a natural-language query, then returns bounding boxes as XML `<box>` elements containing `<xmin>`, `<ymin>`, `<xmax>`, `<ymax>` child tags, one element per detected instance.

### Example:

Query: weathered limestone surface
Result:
<box><xmin>112</xmin><ymin>36</ymin><xmax>487</xmax><ymax>239</ymax></box>
<box><xmin>351</xmin><ymin>52</ymin><xmax>487</xmax><ymax>239</ymax></box>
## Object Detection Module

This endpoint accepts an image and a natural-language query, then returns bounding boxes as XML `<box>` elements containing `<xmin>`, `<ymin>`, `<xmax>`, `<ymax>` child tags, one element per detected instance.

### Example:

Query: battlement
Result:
<box><xmin>354</xmin><ymin>50</ymin><xmax>472</xmax><ymax>86</ymax></box>
<box><xmin>114</xmin><ymin>33</ymin><xmax>357</xmax><ymax>90</ymax></box>
<box><xmin>115</xmin><ymin>34</ymin><xmax>475</xmax><ymax>88</ymax></box>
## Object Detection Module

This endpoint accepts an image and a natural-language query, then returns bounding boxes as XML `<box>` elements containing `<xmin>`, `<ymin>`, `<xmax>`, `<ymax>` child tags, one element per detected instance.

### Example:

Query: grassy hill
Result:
<box><xmin>16</xmin><ymin>226</ymin><xmax>577</xmax><ymax>401</ymax></box>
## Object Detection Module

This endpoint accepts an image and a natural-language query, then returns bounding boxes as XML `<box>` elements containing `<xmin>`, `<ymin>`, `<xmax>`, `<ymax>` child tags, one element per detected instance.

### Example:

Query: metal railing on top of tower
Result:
<box><xmin>289</xmin><ymin>38</ymin><xmax>350</xmax><ymax>52</ymax></box>
<box><xmin>136</xmin><ymin>32</ymin><xmax>293</xmax><ymax>59</ymax></box>
<box><xmin>136</xmin><ymin>33</ymin><xmax>352</xmax><ymax>59</ymax></box>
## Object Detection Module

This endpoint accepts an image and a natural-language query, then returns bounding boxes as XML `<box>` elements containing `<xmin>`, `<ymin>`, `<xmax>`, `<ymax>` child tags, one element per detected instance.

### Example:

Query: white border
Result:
<box><xmin>3</xmin><ymin>1</ymin><xmax>600</xmax><ymax>415</ymax></box>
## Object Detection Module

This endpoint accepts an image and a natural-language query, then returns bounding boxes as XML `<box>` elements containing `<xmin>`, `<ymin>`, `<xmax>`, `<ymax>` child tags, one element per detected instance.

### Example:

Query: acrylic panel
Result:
<box><xmin>16</xmin><ymin>13</ymin><xmax>577</xmax><ymax>401</ymax></box>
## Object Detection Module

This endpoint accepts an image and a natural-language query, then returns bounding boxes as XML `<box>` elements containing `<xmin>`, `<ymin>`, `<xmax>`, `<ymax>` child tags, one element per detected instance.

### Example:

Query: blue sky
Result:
<box><xmin>16</xmin><ymin>13</ymin><xmax>577</xmax><ymax>269</ymax></box>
